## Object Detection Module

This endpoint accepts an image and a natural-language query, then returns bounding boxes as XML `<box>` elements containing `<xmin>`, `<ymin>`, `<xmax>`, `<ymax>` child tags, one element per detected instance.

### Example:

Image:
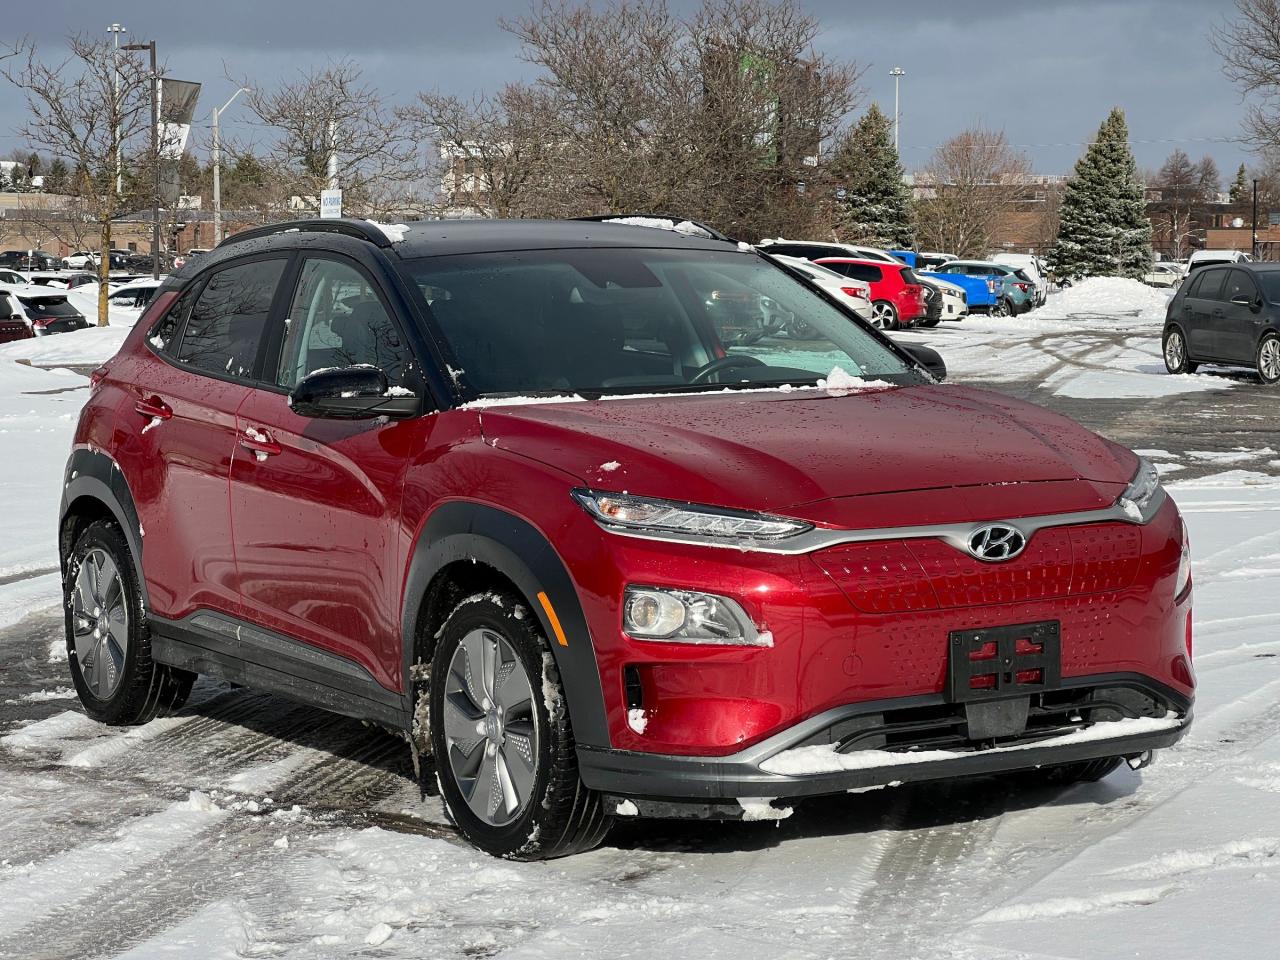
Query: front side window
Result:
<box><xmin>175</xmin><ymin>257</ymin><xmax>285</xmax><ymax>378</ymax></box>
<box><xmin>401</xmin><ymin>247</ymin><xmax>921</xmax><ymax>397</ymax></box>
<box><xmin>1225</xmin><ymin>270</ymin><xmax>1259</xmax><ymax>303</ymax></box>
<box><xmin>276</xmin><ymin>258</ymin><xmax>411</xmax><ymax>390</ymax></box>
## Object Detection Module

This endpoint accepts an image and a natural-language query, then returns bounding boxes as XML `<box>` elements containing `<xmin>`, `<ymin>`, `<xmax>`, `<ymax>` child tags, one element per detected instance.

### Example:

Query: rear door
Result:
<box><xmin>119</xmin><ymin>256</ymin><xmax>289</xmax><ymax>620</ymax></box>
<box><xmin>1185</xmin><ymin>268</ymin><xmax>1225</xmax><ymax>358</ymax></box>
<box><xmin>229</xmin><ymin>253</ymin><xmax>428</xmax><ymax>694</ymax></box>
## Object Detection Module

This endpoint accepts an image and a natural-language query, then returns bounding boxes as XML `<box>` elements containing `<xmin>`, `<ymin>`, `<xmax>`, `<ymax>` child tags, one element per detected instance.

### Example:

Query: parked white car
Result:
<box><xmin>990</xmin><ymin>253</ymin><xmax>1049</xmax><ymax>306</ymax></box>
<box><xmin>0</xmin><ymin>269</ymin><xmax>27</xmax><ymax>287</ymax></box>
<box><xmin>1143</xmin><ymin>263</ymin><xmax>1185</xmax><ymax>288</ymax></box>
<box><xmin>775</xmin><ymin>255</ymin><xmax>873</xmax><ymax>324</ymax></box>
<box><xmin>922</xmin><ymin>275</ymin><xmax>969</xmax><ymax>323</ymax></box>
<box><xmin>1188</xmin><ymin>249</ymin><xmax>1253</xmax><ymax>272</ymax></box>
<box><xmin>758</xmin><ymin>238</ymin><xmax>903</xmax><ymax>265</ymax></box>
<box><xmin>62</xmin><ymin>250</ymin><xmax>99</xmax><ymax>270</ymax></box>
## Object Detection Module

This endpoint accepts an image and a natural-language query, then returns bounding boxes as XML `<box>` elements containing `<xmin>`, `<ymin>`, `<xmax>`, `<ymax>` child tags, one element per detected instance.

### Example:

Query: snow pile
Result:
<box><xmin>1027</xmin><ymin>277</ymin><xmax>1171</xmax><ymax>321</ymax></box>
<box><xmin>816</xmin><ymin>366</ymin><xmax>892</xmax><ymax>396</ymax></box>
<box><xmin>366</xmin><ymin>220</ymin><xmax>410</xmax><ymax>243</ymax></box>
<box><xmin>604</xmin><ymin>216</ymin><xmax>714</xmax><ymax>239</ymax></box>
<box><xmin>0</xmin><ymin>324</ymin><xmax>129</xmax><ymax>366</ymax></box>
<box><xmin>737</xmin><ymin>798</ymin><xmax>793</xmax><ymax>822</ymax></box>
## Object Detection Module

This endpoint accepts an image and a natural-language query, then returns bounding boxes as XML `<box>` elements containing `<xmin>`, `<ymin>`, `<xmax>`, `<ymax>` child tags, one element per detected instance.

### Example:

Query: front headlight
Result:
<box><xmin>573</xmin><ymin>490</ymin><xmax>812</xmax><ymax>543</ymax></box>
<box><xmin>1117</xmin><ymin>457</ymin><xmax>1164</xmax><ymax>523</ymax></box>
<box><xmin>623</xmin><ymin>586</ymin><xmax>768</xmax><ymax>645</ymax></box>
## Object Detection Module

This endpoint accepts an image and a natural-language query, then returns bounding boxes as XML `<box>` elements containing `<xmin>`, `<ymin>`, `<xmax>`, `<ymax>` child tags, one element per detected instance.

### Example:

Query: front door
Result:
<box><xmin>1220</xmin><ymin>269</ymin><xmax>1264</xmax><ymax>363</ymax></box>
<box><xmin>229</xmin><ymin>254</ymin><xmax>427</xmax><ymax>693</ymax></box>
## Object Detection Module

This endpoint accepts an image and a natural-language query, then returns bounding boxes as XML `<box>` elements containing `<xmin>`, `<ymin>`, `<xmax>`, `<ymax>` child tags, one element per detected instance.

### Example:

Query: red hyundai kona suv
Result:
<box><xmin>814</xmin><ymin>256</ymin><xmax>929</xmax><ymax>330</ymax></box>
<box><xmin>60</xmin><ymin>219</ymin><xmax>1194</xmax><ymax>859</ymax></box>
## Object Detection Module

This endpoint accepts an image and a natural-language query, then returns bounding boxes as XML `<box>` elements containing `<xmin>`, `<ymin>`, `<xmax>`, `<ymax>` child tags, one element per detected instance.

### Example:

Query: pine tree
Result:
<box><xmin>830</xmin><ymin>104</ymin><xmax>914</xmax><ymax>249</ymax></box>
<box><xmin>45</xmin><ymin>157</ymin><xmax>69</xmax><ymax>193</ymax></box>
<box><xmin>1048</xmin><ymin>108</ymin><xmax>1151</xmax><ymax>280</ymax></box>
<box><xmin>1229</xmin><ymin>163</ymin><xmax>1248</xmax><ymax>203</ymax></box>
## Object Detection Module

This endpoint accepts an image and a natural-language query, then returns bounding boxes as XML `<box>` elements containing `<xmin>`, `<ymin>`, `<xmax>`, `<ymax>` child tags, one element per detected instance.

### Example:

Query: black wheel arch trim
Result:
<box><xmin>59</xmin><ymin>447</ymin><xmax>149</xmax><ymax>608</ymax></box>
<box><xmin>401</xmin><ymin>501</ymin><xmax>611</xmax><ymax>748</ymax></box>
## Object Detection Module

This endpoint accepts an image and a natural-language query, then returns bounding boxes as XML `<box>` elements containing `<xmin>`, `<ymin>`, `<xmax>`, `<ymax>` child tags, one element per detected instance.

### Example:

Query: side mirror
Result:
<box><xmin>902</xmin><ymin>343</ymin><xmax>947</xmax><ymax>381</ymax></box>
<box><xmin>288</xmin><ymin>365</ymin><xmax>420</xmax><ymax>420</ymax></box>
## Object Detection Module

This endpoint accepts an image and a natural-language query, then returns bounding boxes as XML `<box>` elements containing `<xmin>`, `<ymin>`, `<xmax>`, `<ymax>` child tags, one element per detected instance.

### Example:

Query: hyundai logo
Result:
<box><xmin>967</xmin><ymin>524</ymin><xmax>1027</xmax><ymax>562</ymax></box>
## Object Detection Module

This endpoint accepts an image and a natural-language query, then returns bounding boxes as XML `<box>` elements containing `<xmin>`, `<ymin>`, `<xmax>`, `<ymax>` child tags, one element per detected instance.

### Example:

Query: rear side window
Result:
<box><xmin>148</xmin><ymin>285</ymin><xmax>196</xmax><ymax>354</ymax></box>
<box><xmin>900</xmin><ymin>267</ymin><xmax>919</xmax><ymax>284</ymax></box>
<box><xmin>1194</xmin><ymin>270</ymin><xmax>1226</xmax><ymax>301</ymax></box>
<box><xmin>176</xmin><ymin>258</ymin><xmax>286</xmax><ymax>378</ymax></box>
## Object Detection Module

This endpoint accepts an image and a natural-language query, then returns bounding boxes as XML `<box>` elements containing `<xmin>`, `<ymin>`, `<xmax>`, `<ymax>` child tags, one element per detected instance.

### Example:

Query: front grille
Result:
<box><xmin>813</xmin><ymin>522</ymin><xmax>1141</xmax><ymax>614</ymax></box>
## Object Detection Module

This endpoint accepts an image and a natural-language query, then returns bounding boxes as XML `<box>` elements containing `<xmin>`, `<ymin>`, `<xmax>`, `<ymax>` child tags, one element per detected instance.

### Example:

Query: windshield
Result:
<box><xmin>400</xmin><ymin>248</ymin><xmax>920</xmax><ymax>397</ymax></box>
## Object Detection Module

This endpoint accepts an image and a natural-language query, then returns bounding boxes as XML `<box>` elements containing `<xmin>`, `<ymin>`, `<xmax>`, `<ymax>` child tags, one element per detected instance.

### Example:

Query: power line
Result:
<box><xmin>901</xmin><ymin>134</ymin><xmax>1246</xmax><ymax>152</ymax></box>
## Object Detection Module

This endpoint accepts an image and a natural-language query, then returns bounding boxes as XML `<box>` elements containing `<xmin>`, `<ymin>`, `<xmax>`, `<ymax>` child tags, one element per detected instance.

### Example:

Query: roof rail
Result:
<box><xmin>215</xmin><ymin>218</ymin><xmax>393</xmax><ymax>251</ymax></box>
<box><xmin>570</xmin><ymin>214</ymin><xmax>735</xmax><ymax>244</ymax></box>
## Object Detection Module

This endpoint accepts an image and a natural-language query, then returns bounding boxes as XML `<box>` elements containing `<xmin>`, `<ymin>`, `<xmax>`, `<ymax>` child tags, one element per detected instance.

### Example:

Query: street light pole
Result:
<box><xmin>107</xmin><ymin>23</ymin><xmax>126</xmax><ymax>195</ymax></box>
<box><xmin>212</xmin><ymin>87</ymin><xmax>249</xmax><ymax>247</ymax></box>
<box><xmin>890</xmin><ymin>67</ymin><xmax>905</xmax><ymax>153</ymax></box>
<box><xmin>1253</xmin><ymin>178</ymin><xmax>1259</xmax><ymax>260</ymax></box>
<box><xmin>125</xmin><ymin>40</ymin><xmax>159</xmax><ymax>279</ymax></box>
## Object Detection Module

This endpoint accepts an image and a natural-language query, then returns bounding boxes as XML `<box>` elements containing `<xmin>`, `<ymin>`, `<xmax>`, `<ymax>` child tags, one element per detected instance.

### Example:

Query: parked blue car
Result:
<box><xmin>929</xmin><ymin>260</ymin><xmax>1035</xmax><ymax>315</ymax></box>
<box><xmin>892</xmin><ymin>251</ymin><xmax>1004</xmax><ymax>312</ymax></box>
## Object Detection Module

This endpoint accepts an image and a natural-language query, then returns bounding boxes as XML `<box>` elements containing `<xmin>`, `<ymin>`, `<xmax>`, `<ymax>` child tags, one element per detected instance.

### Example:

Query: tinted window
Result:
<box><xmin>148</xmin><ymin>284</ymin><xmax>197</xmax><ymax>354</ymax></box>
<box><xmin>819</xmin><ymin>261</ymin><xmax>882</xmax><ymax>283</ymax></box>
<box><xmin>0</xmin><ymin>292</ymin><xmax>15</xmax><ymax>317</ymax></box>
<box><xmin>1194</xmin><ymin>269</ymin><xmax>1226</xmax><ymax>301</ymax></box>
<box><xmin>18</xmin><ymin>296</ymin><xmax>80</xmax><ymax>318</ymax></box>
<box><xmin>176</xmin><ymin>258</ymin><xmax>285</xmax><ymax>378</ymax></box>
<box><xmin>1258</xmin><ymin>272</ymin><xmax>1280</xmax><ymax>303</ymax></box>
<box><xmin>1225</xmin><ymin>270</ymin><xmax>1258</xmax><ymax>304</ymax></box>
<box><xmin>277</xmin><ymin>258</ymin><xmax>411</xmax><ymax>389</ymax></box>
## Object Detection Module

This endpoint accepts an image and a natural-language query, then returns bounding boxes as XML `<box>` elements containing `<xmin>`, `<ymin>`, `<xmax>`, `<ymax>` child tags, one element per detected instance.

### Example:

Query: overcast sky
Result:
<box><xmin>3</xmin><ymin>0</ymin><xmax>1255</xmax><ymax>179</ymax></box>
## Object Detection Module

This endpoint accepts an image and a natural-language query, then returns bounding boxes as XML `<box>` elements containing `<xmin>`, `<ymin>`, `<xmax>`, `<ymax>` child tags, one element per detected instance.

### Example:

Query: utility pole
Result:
<box><xmin>125</xmin><ymin>40</ymin><xmax>159</xmax><ymax>279</ymax></box>
<box><xmin>1253</xmin><ymin>178</ymin><xmax>1260</xmax><ymax>260</ymax></box>
<box><xmin>327</xmin><ymin>117</ymin><xmax>338</xmax><ymax>190</ymax></box>
<box><xmin>890</xmin><ymin>67</ymin><xmax>905</xmax><ymax>153</ymax></box>
<box><xmin>212</xmin><ymin>88</ymin><xmax>249</xmax><ymax>246</ymax></box>
<box><xmin>108</xmin><ymin>23</ymin><xmax>126</xmax><ymax>196</ymax></box>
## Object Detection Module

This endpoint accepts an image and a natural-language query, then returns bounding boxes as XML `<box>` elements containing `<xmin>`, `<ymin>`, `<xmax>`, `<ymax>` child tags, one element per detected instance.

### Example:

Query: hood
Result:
<box><xmin>479</xmin><ymin>385</ymin><xmax>1138</xmax><ymax>519</ymax></box>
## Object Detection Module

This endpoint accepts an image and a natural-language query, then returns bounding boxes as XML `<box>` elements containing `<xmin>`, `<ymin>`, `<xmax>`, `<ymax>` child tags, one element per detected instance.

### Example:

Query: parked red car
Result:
<box><xmin>60</xmin><ymin>219</ymin><xmax>1193</xmax><ymax>860</ymax></box>
<box><xmin>815</xmin><ymin>257</ymin><xmax>928</xmax><ymax>330</ymax></box>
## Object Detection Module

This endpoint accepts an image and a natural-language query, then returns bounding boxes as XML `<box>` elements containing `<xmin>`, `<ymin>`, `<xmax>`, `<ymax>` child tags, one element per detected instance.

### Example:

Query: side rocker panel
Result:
<box><xmin>59</xmin><ymin>447</ymin><xmax>149</xmax><ymax>609</ymax></box>
<box><xmin>402</xmin><ymin>501</ymin><xmax>611</xmax><ymax>749</ymax></box>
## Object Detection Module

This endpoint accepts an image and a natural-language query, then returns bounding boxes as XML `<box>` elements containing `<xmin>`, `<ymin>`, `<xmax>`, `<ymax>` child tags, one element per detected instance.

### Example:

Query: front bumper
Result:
<box><xmin>579</xmin><ymin>674</ymin><xmax>1191</xmax><ymax>806</ymax></box>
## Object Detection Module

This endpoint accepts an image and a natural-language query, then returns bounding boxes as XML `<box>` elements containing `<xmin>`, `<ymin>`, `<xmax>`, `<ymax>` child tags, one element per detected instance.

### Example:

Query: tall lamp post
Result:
<box><xmin>123</xmin><ymin>40</ymin><xmax>159</xmax><ymax>279</ymax></box>
<box><xmin>1253</xmin><ymin>178</ymin><xmax>1260</xmax><ymax>261</ymax></box>
<box><xmin>889</xmin><ymin>66</ymin><xmax>905</xmax><ymax>153</ymax></box>
<box><xmin>107</xmin><ymin>23</ymin><xmax>126</xmax><ymax>195</ymax></box>
<box><xmin>212</xmin><ymin>88</ymin><xmax>249</xmax><ymax>247</ymax></box>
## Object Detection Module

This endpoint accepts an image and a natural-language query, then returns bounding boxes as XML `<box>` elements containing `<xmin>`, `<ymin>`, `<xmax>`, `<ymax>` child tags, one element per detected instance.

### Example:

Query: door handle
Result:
<box><xmin>1212</xmin><ymin>308</ymin><xmax>1225</xmax><ymax>317</ymax></box>
<box><xmin>134</xmin><ymin>396</ymin><xmax>172</xmax><ymax>421</ymax></box>
<box><xmin>239</xmin><ymin>427</ymin><xmax>281</xmax><ymax>458</ymax></box>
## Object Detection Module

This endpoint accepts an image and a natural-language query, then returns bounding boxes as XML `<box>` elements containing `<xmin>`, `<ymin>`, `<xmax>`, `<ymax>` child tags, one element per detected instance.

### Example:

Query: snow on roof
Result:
<box><xmin>603</xmin><ymin>217</ymin><xmax>715</xmax><ymax>240</ymax></box>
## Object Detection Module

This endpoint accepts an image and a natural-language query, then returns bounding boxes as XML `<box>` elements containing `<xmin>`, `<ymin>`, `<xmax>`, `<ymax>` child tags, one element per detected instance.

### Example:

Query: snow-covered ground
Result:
<box><xmin>1</xmin><ymin>279</ymin><xmax>1278</xmax><ymax>958</ymax></box>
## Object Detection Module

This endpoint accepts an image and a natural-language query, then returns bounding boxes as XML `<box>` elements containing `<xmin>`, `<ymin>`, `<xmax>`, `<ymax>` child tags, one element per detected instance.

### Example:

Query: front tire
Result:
<box><xmin>1163</xmin><ymin>326</ymin><xmax>1197</xmax><ymax>375</ymax></box>
<box><xmin>64</xmin><ymin>519</ymin><xmax>193</xmax><ymax>725</ymax></box>
<box><xmin>871</xmin><ymin>300</ymin><xmax>900</xmax><ymax>331</ymax></box>
<box><xmin>1257</xmin><ymin>332</ymin><xmax>1280</xmax><ymax>385</ymax></box>
<box><xmin>429</xmin><ymin>591</ymin><xmax>611</xmax><ymax>859</ymax></box>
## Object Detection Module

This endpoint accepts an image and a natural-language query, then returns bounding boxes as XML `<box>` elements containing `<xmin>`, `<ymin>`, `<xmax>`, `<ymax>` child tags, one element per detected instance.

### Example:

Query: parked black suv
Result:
<box><xmin>1163</xmin><ymin>262</ymin><xmax>1280</xmax><ymax>384</ymax></box>
<box><xmin>0</xmin><ymin>249</ymin><xmax>62</xmax><ymax>271</ymax></box>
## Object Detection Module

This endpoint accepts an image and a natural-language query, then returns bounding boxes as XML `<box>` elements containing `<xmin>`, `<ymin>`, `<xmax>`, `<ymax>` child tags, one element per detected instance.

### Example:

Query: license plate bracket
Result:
<box><xmin>947</xmin><ymin>620</ymin><xmax>1061</xmax><ymax>704</ymax></box>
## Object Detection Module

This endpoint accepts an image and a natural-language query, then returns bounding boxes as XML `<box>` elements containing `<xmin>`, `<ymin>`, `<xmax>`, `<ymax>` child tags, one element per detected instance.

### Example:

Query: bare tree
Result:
<box><xmin>1213</xmin><ymin>0</ymin><xmax>1280</xmax><ymax>148</ymax></box>
<box><xmin>3</xmin><ymin>35</ymin><xmax>158</xmax><ymax>324</ymax></box>
<box><xmin>235</xmin><ymin>60</ymin><xmax>419</xmax><ymax>218</ymax></box>
<box><xmin>915</xmin><ymin>129</ymin><xmax>1031</xmax><ymax>257</ymax></box>
<box><xmin>404</xmin><ymin>84</ymin><xmax>567</xmax><ymax>218</ymax></box>
<box><xmin>498</xmin><ymin>0</ymin><xmax>862</xmax><ymax>238</ymax></box>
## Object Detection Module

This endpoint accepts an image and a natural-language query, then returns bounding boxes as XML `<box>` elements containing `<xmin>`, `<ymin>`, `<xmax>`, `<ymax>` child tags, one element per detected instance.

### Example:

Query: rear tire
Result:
<box><xmin>429</xmin><ymin>591</ymin><xmax>611</xmax><ymax>859</ymax></box>
<box><xmin>1163</xmin><ymin>326</ymin><xmax>1198</xmax><ymax>375</ymax></box>
<box><xmin>992</xmin><ymin>298</ymin><xmax>1012</xmax><ymax>318</ymax></box>
<box><xmin>64</xmin><ymin>519</ymin><xmax>193</xmax><ymax>725</ymax></box>
<box><xmin>871</xmin><ymin>300</ymin><xmax>899</xmax><ymax>331</ymax></box>
<box><xmin>1257</xmin><ymin>332</ymin><xmax>1280</xmax><ymax>385</ymax></box>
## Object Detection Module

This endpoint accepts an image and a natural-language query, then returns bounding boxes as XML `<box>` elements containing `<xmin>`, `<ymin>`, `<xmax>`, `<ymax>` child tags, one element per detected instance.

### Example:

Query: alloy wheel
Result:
<box><xmin>871</xmin><ymin>302</ymin><xmax>894</xmax><ymax>329</ymax></box>
<box><xmin>71</xmin><ymin>547</ymin><xmax>128</xmax><ymax>699</ymax></box>
<box><xmin>1165</xmin><ymin>330</ymin><xmax>1186</xmax><ymax>372</ymax></box>
<box><xmin>1260</xmin><ymin>336</ymin><xmax>1280</xmax><ymax>383</ymax></box>
<box><xmin>442</xmin><ymin>627</ymin><xmax>540</xmax><ymax>827</ymax></box>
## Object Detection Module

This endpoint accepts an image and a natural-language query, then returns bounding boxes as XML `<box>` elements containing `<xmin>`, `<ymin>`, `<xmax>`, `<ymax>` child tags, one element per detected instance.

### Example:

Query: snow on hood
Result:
<box><xmin>478</xmin><ymin>384</ymin><xmax>1137</xmax><ymax>516</ymax></box>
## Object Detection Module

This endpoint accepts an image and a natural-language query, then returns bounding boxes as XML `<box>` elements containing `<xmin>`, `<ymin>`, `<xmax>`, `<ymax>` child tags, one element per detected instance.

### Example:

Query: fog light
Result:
<box><xmin>624</xmin><ymin>589</ymin><xmax>686</xmax><ymax>637</ymax></box>
<box><xmin>622</xmin><ymin>586</ymin><xmax>766</xmax><ymax>645</ymax></box>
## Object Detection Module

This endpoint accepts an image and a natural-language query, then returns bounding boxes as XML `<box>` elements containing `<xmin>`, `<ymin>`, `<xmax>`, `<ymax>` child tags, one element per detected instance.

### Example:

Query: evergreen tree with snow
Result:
<box><xmin>829</xmin><ymin>104</ymin><xmax>914</xmax><ymax>249</ymax></box>
<box><xmin>1229</xmin><ymin>163</ymin><xmax>1249</xmax><ymax>203</ymax></box>
<box><xmin>1048</xmin><ymin>108</ymin><xmax>1152</xmax><ymax>280</ymax></box>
